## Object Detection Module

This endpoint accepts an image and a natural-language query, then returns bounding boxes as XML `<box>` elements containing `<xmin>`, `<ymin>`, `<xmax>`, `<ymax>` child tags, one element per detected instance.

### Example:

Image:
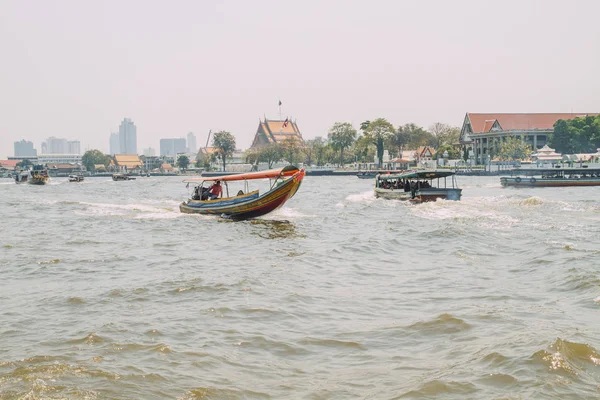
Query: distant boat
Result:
<box><xmin>180</xmin><ymin>165</ymin><xmax>305</xmax><ymax>220</ymax></box>
<box><xmin>69</xmin><ymin>175</ymin><xmax>84</xmax><ymax>182</ymax></box>
<box><xmin>375</xmin><ymin>170</ymin><xmax>462</xmax><ymax>202</ymax></box>
<box><xmin>501</xmin><ymin>167</ymin><xmax>600</xmax><ymax>187</ymax></box>
<box><xmin>112</xmin><ymin>173</ymin><xmax>136</xmax><ymax>181</ymax></box>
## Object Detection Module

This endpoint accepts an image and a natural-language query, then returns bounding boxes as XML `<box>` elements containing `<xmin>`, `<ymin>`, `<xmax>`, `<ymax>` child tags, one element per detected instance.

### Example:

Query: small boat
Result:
<box><xmin>375</xmin><ymin>170</ymin><xmax>462</xmax><ymax>202</ymax></box>
<box><xmin>69</xmin><ymin>175</ymin><xmax>84</xmax><ymax>182</ymax></box>
<box><xmin>180</xmin><ymin>165</ymin><xmax>305</xmax><ymax>220</ymax></box>
<box><xmin>112</xmin><ymin>173</ymin><xmax>136</xmax><ymax>181</ymax></box>
<box><xmin>500</xmin><ymin>167</ymin><xmax>600</xmax><ymax>187</ymax></box>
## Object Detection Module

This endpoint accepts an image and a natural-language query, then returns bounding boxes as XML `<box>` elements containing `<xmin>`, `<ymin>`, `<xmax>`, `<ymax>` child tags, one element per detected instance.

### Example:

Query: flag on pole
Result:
<box><xmin>278</xmin><ymin>100</ymin><xmax>282</xmax><ymax>106</ymax></box>
<box><xmin>282</xmin><ymin>118</ymin><xmax>289</xmax><ymax>128</ymax></box>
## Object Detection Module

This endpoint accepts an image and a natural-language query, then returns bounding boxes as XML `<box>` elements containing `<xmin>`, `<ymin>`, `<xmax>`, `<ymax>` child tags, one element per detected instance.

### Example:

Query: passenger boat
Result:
<box><xmin>180</xmin><ymin>165</ymin><xmax>305</xmax><ymax>220</ymax></box>
<box><xmin>112</xmin><ymin>173</ymin><xmax>136</xmax><ymax>181</ymax></box>
<box><xmin>500</xmin><ymin>167</ymin><xmax>600</xmax><ymax>187</ymax></box>
<box><xmin>357</xmin><ymin>170</ymin><xmax>404</xmax><ymax>179</ymax></box>
<box><xmin>14</xmin><ymin>166</ymin><xmax>49</xmax><ymax>185</ymax></box>
<box><xmin>68</xmin><ymin>175</ymin><xmax>84</xmax><ymax>182</ymax></box>
<box><xmin>375</xmin><ymin>170</ymin><xmax>462</xmax><ymax>202</ymax></box>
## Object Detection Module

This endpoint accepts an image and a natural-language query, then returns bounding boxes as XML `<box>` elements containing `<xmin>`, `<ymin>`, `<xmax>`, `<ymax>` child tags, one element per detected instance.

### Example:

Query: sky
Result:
<box><xmin>1</xmin><ymin>0</ymin><xmax>599</xmax><ymax>158</ymax></box>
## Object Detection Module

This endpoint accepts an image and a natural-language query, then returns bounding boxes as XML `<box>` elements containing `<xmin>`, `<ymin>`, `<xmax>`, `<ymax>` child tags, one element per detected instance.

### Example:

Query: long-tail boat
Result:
<box><xmin>180</xmin><ymin>165</ymin><xmax>305</xmax><ymax>220</ymax></box>
<box><xmin>500</xmin><ymin>167</ymin><xmax>600</xmax><ymax>187</ymax></box>
<box><xmin>375</xmin><ymin>170</ymin><xmax>462</xmax><ymax>202</ymax></box>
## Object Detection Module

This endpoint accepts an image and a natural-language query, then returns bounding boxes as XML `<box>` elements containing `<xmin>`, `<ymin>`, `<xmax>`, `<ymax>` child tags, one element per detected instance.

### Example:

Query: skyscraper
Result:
<box><xmin>14</xmin><ymin>140</ymin><xmax>37</xmax><ymax>157</ymax></box>
<box><xmin>160</xmin><ymin>138</ymin><xmax>187</xmax><ymax>157</ymax></box>
<box><xmin>119</xmin><ymin>118</ymin><xmax>137</xmax><ymax>154</ymax></box>
<box><xmin>109</xmin><ymin>133</ymin><xmax>120</xmax><ymax>155</ymax></box>
<box><xmin>43</xmin><ymin>137</ymin><xmax>68</xmax><ymax>154</ymax></box>
<box><xmin>67</xmin><ymin>140</ymin><xmax>81</xmax><ymax>154</ymax></box>
<box><xmin>187</xmin><ymin>132</ymin><xmax>197</xmax><ymax>154</ymax></box>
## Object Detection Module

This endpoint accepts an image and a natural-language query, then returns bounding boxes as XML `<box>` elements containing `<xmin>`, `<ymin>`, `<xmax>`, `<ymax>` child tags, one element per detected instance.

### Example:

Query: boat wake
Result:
<box><xmin>76</xmin><ymin>201</ymin><xmax>181</xmax><ymax>218</ymax></box>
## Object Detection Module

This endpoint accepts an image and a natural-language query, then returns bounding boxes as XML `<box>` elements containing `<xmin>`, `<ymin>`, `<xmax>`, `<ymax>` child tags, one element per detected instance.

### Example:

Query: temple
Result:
<box><xmin>250</xmin><ymin>118</ymin><xmax>304</xmax><ymax>149</ymax></box>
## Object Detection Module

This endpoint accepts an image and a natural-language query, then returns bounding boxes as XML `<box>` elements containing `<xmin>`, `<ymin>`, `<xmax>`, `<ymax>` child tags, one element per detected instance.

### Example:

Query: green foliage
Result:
<box><xmin>177</xmin><ymin>155</ymin><xmax>190</xmax><ymax>171</ymax></box>
<box><xmin>365</xmin><ymin>118</ymin><xmax>395</xmax><ymax>166</ymax></box>
<box><xmin>550</xmin><ymin>115</ymin><xmax>600</xmax><ymax>154</ymax></box>
<box><xmin>352</xmin><ymin>135</ymin><xmax>376</xmax><ymax>163</ymax></box>
<box><xmin>327</xmin><ymin>122</ymin><xmax>357</xmax><ymax>166</ymax></box>
<box><xmin>16</xmin><ymin>159</ymin><xmax>33</xmax><ymax>169</ymax></box>
<box><xmin>280</xmin><ymin>137</ymin><xmax>302</xmax><ymax>166</ymax></box>
<box><xmin>498</xmin><ymin>136</ymin><xmax>532</xmax><ymax>161</ymax></box>
<box><xmin>82</xmin><ymin>149</ymin><xmax>110</xmax><ymax>172</ymax></box>
<box><xmin>429</xmin><ymin>123</ymin><xmax>460</xmax><ymax>148</ymax></box>
<box><xmin>432</xmin><ymin>144</ymin><xmax>460</xmax><ymax>160</ymax></box>
<box><xmin>212</xmin><ymin>131</ymin><xmax>236</xmax><ymax>171</ymax></box>
<box><xmin>305</xmin><ymin>137</ymin><xmax>327</xmax><ymax>166</ymax></box>
<box><xmin>258</xmin><ymin>144</ymin><xmax>284</xmax><ymax>168</ymax></box>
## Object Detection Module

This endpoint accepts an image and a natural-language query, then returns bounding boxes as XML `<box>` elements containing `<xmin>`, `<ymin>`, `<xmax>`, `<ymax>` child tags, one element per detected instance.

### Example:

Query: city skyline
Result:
<box><xmin>1</xmin><ymin>1</ymin><xmax>600</xmax><ymax>158</ymax></box>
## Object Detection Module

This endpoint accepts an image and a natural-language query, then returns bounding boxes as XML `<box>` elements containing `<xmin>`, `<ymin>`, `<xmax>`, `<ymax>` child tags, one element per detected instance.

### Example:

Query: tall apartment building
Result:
<box><xmin>43</xmin><ymin>137</ymin><xmax>68</xmax><ymax>154</ymax></box>
<box><xmin>160</xmin><ymin>138</ymin><xmax>187</xmax><ymax>157</ymax></box>
<box><xmin>14</xmin><ymin>140</ymin><xmax>37</xmax><ymax>157</ymax></box>
<box><xmin>187</xmin><ymin>132</ymin><xmax>197</xmax><ymax>154</ymax></box>
<box><xmin>67</xmin><ymin>140</ymin><xmax>81</xmax><ymax>154</ymax></box>
<box><xmin>109</xmin><ymin>132</ymin><xmax>120</xmax><ymax>155</ymax></box>
<box><xmin>118</xmin><ymin>118</ymin><xmax>137</xmax><ymax>154</ymax></box>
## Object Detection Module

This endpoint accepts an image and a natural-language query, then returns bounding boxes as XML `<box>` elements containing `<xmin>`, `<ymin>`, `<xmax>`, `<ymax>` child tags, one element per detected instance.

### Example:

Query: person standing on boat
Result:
<box><xmin>208</xmin><ymin>180</ymin><xmax>222</xmax><ymax>200</ymax></box>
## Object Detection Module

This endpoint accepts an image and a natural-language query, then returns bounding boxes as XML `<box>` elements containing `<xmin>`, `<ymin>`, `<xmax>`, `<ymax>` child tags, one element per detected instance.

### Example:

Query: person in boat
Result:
<box><xmin>208</xmin><ymin>180</ymin><xmax>222</xmax><ymax>200</ymax></box>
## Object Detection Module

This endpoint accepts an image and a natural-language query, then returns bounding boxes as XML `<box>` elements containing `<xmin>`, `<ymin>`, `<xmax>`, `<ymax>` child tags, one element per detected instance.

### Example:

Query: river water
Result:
<box><xmin>0</xmin><ymin>175</ymin><xmax>599</xmax><ymax>399</ymax></box>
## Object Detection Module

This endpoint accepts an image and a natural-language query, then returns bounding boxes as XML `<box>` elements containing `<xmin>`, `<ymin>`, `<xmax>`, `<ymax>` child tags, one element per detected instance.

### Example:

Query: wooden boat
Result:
<box><xmin>112</xmin><ymin>173</ymin><xmax>136</xmax><ymax>181</ymax></box>
<box><xmin>375</xmin><ymin>170</ymin><xmax>462</xmax><ymax>202</ymax></box>
<box><xmin>500</xmin><ymin>167</ymin><xmax>600</xmax><ymax>187</ymax></box>
<box><xmin>69</xmin><ymin>175</ymin><xmax>84</xmax><ymax>182</ymax></box>
<box><xmin>180</xmin><ymin>165</ymin><xmax>305</xmax><ymax>220</ymax></box>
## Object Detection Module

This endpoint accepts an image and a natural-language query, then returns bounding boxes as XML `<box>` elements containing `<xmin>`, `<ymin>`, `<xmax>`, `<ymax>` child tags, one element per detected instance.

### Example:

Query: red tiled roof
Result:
<box><xmin>467</xmin><ymin>113</ymin><xmax>599</xmax><ymax>133</ymax></box>
<box><xmin>482</xmin><ymin>120</ymin><xmax>497</xmax><ymax>132</ymax></box>
<box><xmin>0</xmin><ymin>160</ymin><xmax>19</xmax><ymax>168</ymax></box>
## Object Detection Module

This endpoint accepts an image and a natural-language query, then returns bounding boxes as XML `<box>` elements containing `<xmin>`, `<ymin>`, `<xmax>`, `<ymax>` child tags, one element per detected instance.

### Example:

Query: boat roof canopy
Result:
<box><xmin>183</xmin><ymin>165</ymin><xmax>300</xmax><ymax>183</ymax></box>
<box><xmin>377</xmin><ymin>170</ymin><xmax>455</xmax><ymax>180</ymax></box>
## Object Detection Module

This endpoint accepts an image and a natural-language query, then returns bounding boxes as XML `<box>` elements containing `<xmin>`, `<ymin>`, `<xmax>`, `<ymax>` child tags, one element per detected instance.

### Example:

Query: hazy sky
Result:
<box><xmin>1</xmin><ymin>0</ymin><xmax>599</xmax><ymax>158</ymax></box>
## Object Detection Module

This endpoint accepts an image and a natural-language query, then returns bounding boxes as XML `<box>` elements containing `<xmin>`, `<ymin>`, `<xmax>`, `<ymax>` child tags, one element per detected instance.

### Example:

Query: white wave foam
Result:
<box><xmin>345</xmin><ymin>191</ymin><xmax>376</xmax><ymax>204</ymax></box>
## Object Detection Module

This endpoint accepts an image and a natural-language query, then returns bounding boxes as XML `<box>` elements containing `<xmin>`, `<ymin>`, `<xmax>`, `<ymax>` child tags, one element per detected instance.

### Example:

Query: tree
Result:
<box><xmin>280</xmin><ymin>137</ymin><xmax>302</xmax><ymax>166</ymax></box>
<box><xmin>429</xmin><ymin>123</ymin><xmax>460</xmax><ymax>148</ymax></box>
<box><xmin>550</xmin><ymin>115</ymin><xmax>600</xmax><ymax>154</ymax></box>
<box><xmin>305</xmin><ymin>137</ymin><xmax>327</xmax><ymax>166</ymax></box>
<box><xmin>82</xmin><ymin>149</ymin><xmax>110</xmax><ymax>172</ymax></box>
<box><xmin>327</xmin><ymin>122</ymin><xmax>357</xmax><ymax>166</ymax></box>
<box><xmin>16</xmin><ymin>159</ymin><xmax>33</xmax><ymax>169</ymax></box>
<box><xmin>212</xmin><ymin>131</ymin><xmax>236</xmax><ymax>171</ymax></box>
<box><xmin>258</xmin><ymin>144</ymin><xmax>284</xmax><ymax>168</ymax></box>
<box><xmin>351</xmin><ymin>135</ymin><xmax>375</xmax><ymax>163</ymax></box>
<box><xmin>365</xmin><ymin>118</ymin><xmax>395</xmax><ymax>166</ymax></box>
<box><xmin>498</xmin><ymin>136</ymin><xmax>532</xmax><ymax>161</ymax></box>
<box><xmin>432</xmin><ymin>144</ymin><xmax>460</xmax><ymax>160</ymax></box>
<box><xmin>177</xmin><ymin>155</ymin><xmax>190</xmax><ymax>171</ymax></box>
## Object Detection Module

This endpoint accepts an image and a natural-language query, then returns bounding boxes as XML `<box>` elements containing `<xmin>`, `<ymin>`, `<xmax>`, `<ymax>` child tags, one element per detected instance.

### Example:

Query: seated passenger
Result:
<box><xmin>208</xmin><ymin>181</ymin><xmax>222</xmax><ymax>200</ymax></box>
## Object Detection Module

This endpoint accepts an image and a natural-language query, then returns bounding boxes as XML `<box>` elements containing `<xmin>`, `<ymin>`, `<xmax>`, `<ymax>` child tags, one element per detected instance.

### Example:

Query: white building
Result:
<box><xmin>37</xmin><ymin>154</ymin><xmax>83</xmax><ymax>164</ymax></box>
<box><xmin>109</xmin><ymin>132</ymin><xmax>120</xmax><ymax>155</ymax></box>
<box><xmin>187</xmin><ymin>132</ymin><xmax>197</xmax><ymax>154</ymax></box>
<box><xmin>119</xmin><ymin>118</ymin><xmax>137</xmax><ymax>154</ymax></box>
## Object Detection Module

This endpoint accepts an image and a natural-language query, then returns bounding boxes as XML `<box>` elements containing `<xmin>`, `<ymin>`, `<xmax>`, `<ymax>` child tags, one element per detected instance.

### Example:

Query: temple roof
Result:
<box><xmin>467</xmin><ymin>113</ymin><xmax>598</xmax><ymax>133</ymax></box>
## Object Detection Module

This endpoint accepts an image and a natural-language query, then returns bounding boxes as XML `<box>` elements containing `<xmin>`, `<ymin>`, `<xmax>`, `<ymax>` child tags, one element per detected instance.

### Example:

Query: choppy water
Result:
<box><xmin>1</xmin><ymin>175</ymin><xmax>599</xmax><ymax>399</ymax></box>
